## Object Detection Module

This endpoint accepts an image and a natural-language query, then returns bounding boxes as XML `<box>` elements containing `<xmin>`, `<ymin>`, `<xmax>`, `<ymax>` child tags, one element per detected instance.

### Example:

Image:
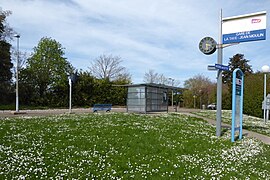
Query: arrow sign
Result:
<box><xmin>215</xmin><ymin>64</ymin><xmax>229</xmax><ymax>71</ymax></box>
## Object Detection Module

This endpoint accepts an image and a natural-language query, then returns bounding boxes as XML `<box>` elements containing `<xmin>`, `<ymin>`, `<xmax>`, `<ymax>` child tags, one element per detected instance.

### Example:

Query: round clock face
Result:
<box><xmin>199</xmin><ymin>37</ymin><xmax>217</xmax><ymax>55</ymax></box>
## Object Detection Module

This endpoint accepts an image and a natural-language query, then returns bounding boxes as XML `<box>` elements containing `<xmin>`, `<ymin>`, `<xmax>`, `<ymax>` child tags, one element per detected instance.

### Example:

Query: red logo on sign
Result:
<box><xmin>251</xmin><ymin>19</ymin><xmax>261</xmax><ymax>23</ymax></box>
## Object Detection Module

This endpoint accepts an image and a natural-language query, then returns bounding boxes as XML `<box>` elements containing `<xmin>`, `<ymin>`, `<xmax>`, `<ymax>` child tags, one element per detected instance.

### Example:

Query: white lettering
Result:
<box><xmin>239</xmin><ymin>33</ymin><xmax>264</xmax><ymax>39</ymax></box>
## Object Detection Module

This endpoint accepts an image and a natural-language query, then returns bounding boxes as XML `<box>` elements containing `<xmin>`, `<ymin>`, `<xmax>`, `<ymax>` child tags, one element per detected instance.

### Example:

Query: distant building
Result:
<box><xmin>117</xmin><ymin>83</ymin><xmax>182</xmax><ymax>113</ymax></box>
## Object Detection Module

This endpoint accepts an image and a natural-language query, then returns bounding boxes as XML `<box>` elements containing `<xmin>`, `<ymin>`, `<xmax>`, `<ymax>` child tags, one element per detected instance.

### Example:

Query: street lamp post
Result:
<box><xmin>169</xmin><ymin>78</ymin><xmax>174</xmax><ymax>107</ymax></box>
<box><xmin>262</xmin><ymin>65</ymin><xmax>270</xmax><ymax>122</ymax></box>
<box><xmin>193</xmin><ymin>95</ymin><xmax>196</xmax><ymax>109</ymax></box>
<box><xmin>199</xmin><ymin>89</ymin><xmax>202</xmax><ymax>109</ymax></box>
<box><xmin>14</xmin><ymin>34</ymin><xmax>20</xmax><ymax>113</ymax></box>
<box><xmin>68</xmin><ymin>76</ymin><xmax>72</xmax><ymax>114</ymax></box>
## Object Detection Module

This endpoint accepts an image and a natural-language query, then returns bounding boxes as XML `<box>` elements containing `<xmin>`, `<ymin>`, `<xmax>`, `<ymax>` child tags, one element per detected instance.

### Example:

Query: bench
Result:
<box><xmin>93</xmin><ymin>104</ymin><xmax>112</xmax><ymax>112</ymax></box>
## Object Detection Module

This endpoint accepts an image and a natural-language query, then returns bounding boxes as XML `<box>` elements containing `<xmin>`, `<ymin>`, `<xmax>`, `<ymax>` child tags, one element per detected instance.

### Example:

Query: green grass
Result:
<box><xmin>1</xmin><ymin>113</ymin><xmax>270</xmax><ymax>179</ymax></box>
<box><xmin>193</xmin><ymin>110</ymin><xmax>270</xmax><ymax>137</ymax></box>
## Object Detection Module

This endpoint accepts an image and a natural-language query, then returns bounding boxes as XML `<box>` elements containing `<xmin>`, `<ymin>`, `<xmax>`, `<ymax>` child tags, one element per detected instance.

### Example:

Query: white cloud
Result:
<box><xmin>2</xmin><ymin>0</ymin><xmax>270</xmax><ymax>85</ymax></box>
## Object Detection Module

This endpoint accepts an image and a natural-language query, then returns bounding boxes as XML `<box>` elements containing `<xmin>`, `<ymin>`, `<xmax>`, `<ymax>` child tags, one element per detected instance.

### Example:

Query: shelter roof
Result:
<box><xmin>113</xmin><ymin>83</ymin><xmax>185</xmax><ymax>90</ymax></box>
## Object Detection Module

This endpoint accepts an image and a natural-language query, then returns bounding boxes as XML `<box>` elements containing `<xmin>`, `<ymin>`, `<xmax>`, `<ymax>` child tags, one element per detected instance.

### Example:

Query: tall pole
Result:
<box><xmin>169</xmin><ymin>78</ymin><xmax>174</xmax><ymax>107</ymax></box>
<box><xmin>171</xmin><ymin>79</ymin><xmax>174</xmax><ymax>107</ymax></box>
<box><xmin>262</xmin><ymin>65</ymin><xmax>269</xmax><ymax>122</ymax></box>
<box><xmin>14</xmin><ymin>34</ymin><xmax>20</xmax><ymax>113</ymax></box>
<box><xmin>69</xmin><ymin>78</ymin><xmax>72</xmax><ymax>113</ymax></box>
<box><xmin>264</xmin><ymin>73</ymin><xmax>267</xmax><ymax>122</ymax></box>
<box><xmin>216</xmin><ymin>9</ymin><xmax>223</xmax><ymax>137</ymax></box>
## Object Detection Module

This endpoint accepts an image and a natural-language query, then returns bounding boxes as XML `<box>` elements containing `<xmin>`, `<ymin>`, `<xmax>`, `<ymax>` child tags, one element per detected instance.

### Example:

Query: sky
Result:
<box><xmin>1</xmin><ymin>0</ymin><xmax>270</xmax><ymax>86</ymax></box>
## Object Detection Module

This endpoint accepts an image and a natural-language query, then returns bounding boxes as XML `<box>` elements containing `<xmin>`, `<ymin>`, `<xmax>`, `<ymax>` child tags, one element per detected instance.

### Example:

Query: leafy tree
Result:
<box><xmin>89</xmin><ymin>54</ymin><xmax>131</xmax><ymax>81</ymax></box>
<box><xmin>0</xmin><ymin>9</ymin><xmax>14</xmax><ymax>104</ymax></box>
<box><xmin>222</xmin><ymin>54</ymin><xmax>252</xmax><ymax>85</ymax></box>
<box><xmin>22</xmin><ymin>37</ymin><xmax>73</xmax><ymax>105</ymax></box>
<box><xmin>72</xmin><ymin>70</ymin><xmax>95</xmax><ymax>107</ymax></box>
<box><xmin>0</xmin><ymin>41</ymin><xmax>13</xmax><ymax>104</ymax></box>
<box><xmin>222</xmin><ymin>54</ymin><xmax>253</xmax><ymax>109</ymax></box>
<box><xmin>244</xmin><ymin>72</ymin><xmax>268</xmax><ymax>118</ymax></box>
<box><xmin>0</xmin><ymin>9</ymin><xmax>13</xmax><ymax>41</ymax></box>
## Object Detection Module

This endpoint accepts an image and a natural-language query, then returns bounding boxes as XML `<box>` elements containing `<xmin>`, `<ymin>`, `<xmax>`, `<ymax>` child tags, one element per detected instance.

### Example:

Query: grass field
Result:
<box><xmin>1</xmin><ymin>112</ymin><xmax>270</xmax><ymax>179</ymax></box>
<box><xmin>194</xmin><ymin>110</ymin><xmax>270</xmax><ymax>136</ymax></box>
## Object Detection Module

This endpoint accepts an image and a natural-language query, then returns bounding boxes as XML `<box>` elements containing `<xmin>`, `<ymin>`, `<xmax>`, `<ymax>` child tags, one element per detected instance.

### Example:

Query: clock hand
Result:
<box><xmin>205</xmin><ymin>43</ymin><xmax>210</xmax><ymax>50</ymax></box>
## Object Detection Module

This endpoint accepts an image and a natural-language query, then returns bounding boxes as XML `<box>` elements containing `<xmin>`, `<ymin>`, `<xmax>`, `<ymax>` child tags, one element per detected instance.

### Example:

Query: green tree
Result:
<box><xmin>222</xmin><ymin>54</ymin><xmax>253</xmax><ymax>109</ymax></box>
<box><xmin>0</xmin><ymin>10</ymin><xmax>14</xmax><ymax>104</ymax></box>
<box><xmin>244</xmin><ymin>73</ymin><xmax>267</xmax><ymax>118</ymax></box>
<box><xmin>0</xmin><ymin>41</ymin><xmax>13</xmax><ymax>104</ymax></box>
<box><xmin>72</xmin><ymin>71</ymin><xmax>95</xmax><ymax>107</ymax></box>
<box><xmin>23</xmin><ymin>37</ymin><xmax>73</xmax><ymax>106</ymax></box>
<box><xmin>222</xmin><ymin>54</ymin><xmax>252</xmax><ymax>85</ymax></box>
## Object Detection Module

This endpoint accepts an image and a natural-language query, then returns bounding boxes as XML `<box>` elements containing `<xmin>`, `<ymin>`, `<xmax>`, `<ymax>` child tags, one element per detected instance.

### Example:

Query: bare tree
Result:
<box><xmin>12</xmin><ymin>48</ymin><xmax>28</xmax><ymax>72</ymax></box>
<box><xmin>183</xmin><ymin>74</ymin><xmax>216</xmax><ymax>107</ymax></box>
<box><xmin>143</xmin><ymin>69</ymin><xmax>159</xmax><ymax>83</ymax></box>
<box><xmin>144</xmin><ymin>69</ymin><xmax>181</xmax><ymax>86</ymax></box>
<box><xmin>89</xmin><ymin>54</ymin><xmax>130</xmax><ymax>81</ymax></box>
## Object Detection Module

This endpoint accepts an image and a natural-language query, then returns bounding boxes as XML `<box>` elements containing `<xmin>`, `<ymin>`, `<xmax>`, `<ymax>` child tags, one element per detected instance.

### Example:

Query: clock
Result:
<box><xmin>199</xmin><ymin>37</ymin><xmax>217</xmax><ymax>55</ymax></box>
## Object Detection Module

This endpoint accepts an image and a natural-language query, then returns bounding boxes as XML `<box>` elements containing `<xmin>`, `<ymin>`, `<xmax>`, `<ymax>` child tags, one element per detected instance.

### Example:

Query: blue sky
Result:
<box><xmin>1</xmin><ymin>0</ymin><xmax>270</xmax><ymax>86</ymax></box>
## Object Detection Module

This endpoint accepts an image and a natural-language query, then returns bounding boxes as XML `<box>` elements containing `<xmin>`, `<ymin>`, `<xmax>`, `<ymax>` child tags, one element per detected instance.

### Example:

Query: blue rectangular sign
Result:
<box><xmin>231</xmin><ymin>69</ymin><xmax>244</xmax><ymax>142</ymax></box>
<box><xmin>215</xmin><ymin>64</ymin><xmax>229</xmax><ymax>71</ymax></box>
<box><xmin>223</xmin><ymin>29</ymin><xmax>266</xmax><ymax>44</ymax></box>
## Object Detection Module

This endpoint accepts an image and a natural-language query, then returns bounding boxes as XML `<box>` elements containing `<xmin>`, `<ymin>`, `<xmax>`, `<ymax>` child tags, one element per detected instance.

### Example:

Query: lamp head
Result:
<box><xmin>262</xmin><ymin>65</ymin><xmax>270</xmax><ymax>73</ymax></box>
<box><xmin>14</xmin><ymin>34</ymin><xmax>20</xmax><ymax>38</ymax></box>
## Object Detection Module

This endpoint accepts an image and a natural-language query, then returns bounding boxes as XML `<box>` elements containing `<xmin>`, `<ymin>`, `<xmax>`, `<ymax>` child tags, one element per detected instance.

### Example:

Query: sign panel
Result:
<box><xmin>207</xmin><ymin>65</ymin><xmax>217</xmax><ymax>71</ymax></box>
<box><xmin>235</xmin><ymin>78</ymin><xmax>242</xmax><ymax>96</ymax></box>
<box><xmin>222</xmin><ymin>11</ymin><xmax>267</xmax><ymax>44</ymax></box>
<box><xmin>231</xmin><ymin>68</ymin><xmax>244</xmax><ymax>142</ymax></box>
<box><xmin>215</xmin><ymin>64</ymin><xmax>229</xmax><ymax>71</ymax></box>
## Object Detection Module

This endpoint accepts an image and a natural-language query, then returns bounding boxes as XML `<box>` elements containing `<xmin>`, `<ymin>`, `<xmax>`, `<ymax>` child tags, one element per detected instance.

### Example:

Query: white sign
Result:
<box><xmin>236</xmin><ymin>78</ymin><xmax>242</xmax><ymax>86</ymax></box>
<box><xmin>222</xmin><ymin>11</ymin><xmax>267</xmax><ymax>44</ymax></box>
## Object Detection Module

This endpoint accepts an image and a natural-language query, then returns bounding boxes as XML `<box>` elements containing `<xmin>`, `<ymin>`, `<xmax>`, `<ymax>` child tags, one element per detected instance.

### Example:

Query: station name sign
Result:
<box><xmin>222</xmin><ymin>11</ymin><xmax>267</xmax><ymax>44</ymax></box>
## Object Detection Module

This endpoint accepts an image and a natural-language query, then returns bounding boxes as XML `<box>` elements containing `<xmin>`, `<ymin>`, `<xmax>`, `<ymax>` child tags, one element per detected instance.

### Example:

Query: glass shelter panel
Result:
<box><xmin>127</xmin><ymin>86</ymin><xmax>146</xmax><ymax>112</ymax></box>
<box><xmin>146</xmin><ymin>87</ymin><xmax>168</xmax><ymax>112</ymax></box>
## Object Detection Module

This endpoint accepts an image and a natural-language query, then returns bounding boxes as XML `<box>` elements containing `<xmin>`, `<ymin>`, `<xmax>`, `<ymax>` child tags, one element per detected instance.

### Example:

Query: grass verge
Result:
<box><xmin>0</xmin><ymin>113</ymin><xmax>270</xmax><ymax>179</ymax></box>
<box><xmin>193</xmin><ymin>110</ymin><xmax>270</xmax><ymax>137</ymax></box>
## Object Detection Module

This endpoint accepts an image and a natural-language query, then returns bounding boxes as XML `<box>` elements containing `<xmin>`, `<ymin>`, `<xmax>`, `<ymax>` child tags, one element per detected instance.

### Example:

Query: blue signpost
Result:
<box><xmin>231</xmin><ymin>68</ymin><xmax>244</xmax><ymax>142</ymax></box>
<box><xmin>215</xmin><ymin>64</ymin><xmax>230</xmax><ymax>71</ymax></box>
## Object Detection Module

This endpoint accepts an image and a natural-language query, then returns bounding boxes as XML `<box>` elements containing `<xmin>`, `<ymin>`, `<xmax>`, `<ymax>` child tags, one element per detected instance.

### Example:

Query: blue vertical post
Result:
<box><xmin>231</xmin><ymin>68</ymin><xmax>244</xmax><ymax>142</ymax></box>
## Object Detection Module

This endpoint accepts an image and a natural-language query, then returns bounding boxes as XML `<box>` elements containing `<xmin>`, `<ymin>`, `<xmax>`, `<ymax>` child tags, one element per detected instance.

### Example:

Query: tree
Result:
<box><xmin>222</xmin><ymin>54</ymin><xmax>253</xmax><ymax>109</ymax></box>
<box><xmin>0</xmin><ymin>9</ymin><xmax>14</xmax><ymax>104</ymax></box>
<box><xmin>89</xmin><ymin>54</ymin><xmax>131</xmax><ymax>81</ymax></box>
<box><xmin>222</xmin><ymin>54</ymin><xmax>253</xmax><ymax>85</ymax></box>
<box><xmin>72</xmin><ymin>70</ymin><xmax>95</xmax><ymax>107</ymax></box>
<box><xmin>22</xmin><ymin>37</ymin><xmax>73</xmax><ymax>105</ymax></box>
<box><xmin>0</xmin><ymin>40</ymin><xmax>13</xmax><ymax>104</ymax></box>
<box><xmin>0</xmin><ymin>9</ymin><xmax>13</xmax><ymax>41</ymax></box>
<box><xmin>144</xmin><ymin>69</ymin><xmax>159</xmax><ymax>83</ymax></box>
<box><xmin>143</xmin><ymin>69</ymin><xmax>181</xmax><ymax>86</ymax></box>
<box><xmin>183</xmin><ymin>74</ymin><xmax>215</xmax><ymax>108</ymax></box>
<box><xmin>243</xmin><ymin>72</ymin><xmax>265</xmax><ymax>117</ymax></box>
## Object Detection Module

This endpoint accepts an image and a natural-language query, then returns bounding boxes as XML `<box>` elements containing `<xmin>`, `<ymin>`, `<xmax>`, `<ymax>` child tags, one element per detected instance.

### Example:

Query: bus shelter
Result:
<box><xmin>123</xmin><ymin>83</ymin><xmax>179</xmax><ymax>113</ymax></box>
